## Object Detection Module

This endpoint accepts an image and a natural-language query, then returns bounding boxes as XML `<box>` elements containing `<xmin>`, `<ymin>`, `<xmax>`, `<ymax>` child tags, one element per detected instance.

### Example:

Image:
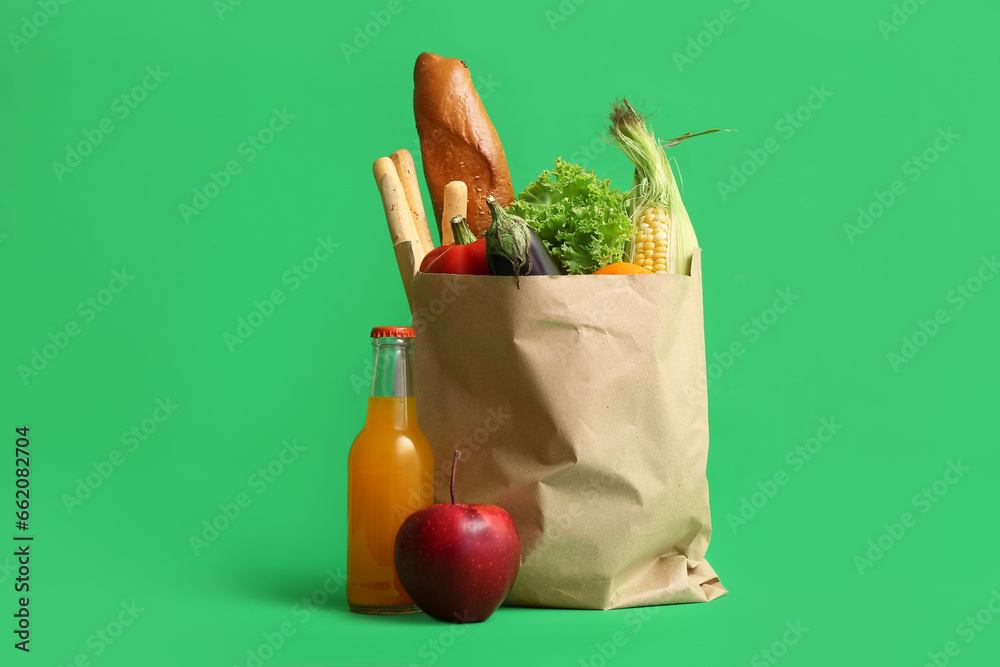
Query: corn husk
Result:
<box><xmin>608</xmin><ymin>100</ymin><xmax>722</xmax><ymax>276</ymax></box>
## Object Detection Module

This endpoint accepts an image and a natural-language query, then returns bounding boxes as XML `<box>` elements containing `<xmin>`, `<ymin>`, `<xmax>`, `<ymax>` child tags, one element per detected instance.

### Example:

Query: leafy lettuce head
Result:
<box><xmin>508</xmin><ymin>158</ymin><xmax>633</xmax><ymax>275</ymax></box>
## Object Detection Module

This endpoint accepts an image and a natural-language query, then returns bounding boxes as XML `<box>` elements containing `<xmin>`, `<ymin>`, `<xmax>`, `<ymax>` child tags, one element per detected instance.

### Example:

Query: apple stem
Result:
<box><xmin>450</xmin><ymin>450</ymin><xmax>461</xmax><ymax>504</ymax></box>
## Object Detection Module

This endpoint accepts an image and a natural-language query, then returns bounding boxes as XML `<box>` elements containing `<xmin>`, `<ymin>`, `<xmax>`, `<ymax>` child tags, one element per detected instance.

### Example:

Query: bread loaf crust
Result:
<box><xmin>414</xmin><ymin>52</ymin><xmax>514</xmax><ymax>238</ymax></box>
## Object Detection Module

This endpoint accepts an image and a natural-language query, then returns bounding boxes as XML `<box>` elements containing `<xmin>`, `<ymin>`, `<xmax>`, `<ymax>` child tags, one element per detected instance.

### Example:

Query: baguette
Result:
<box><xmin>413</xmin><ymin>52</ymin><xmax>514</xmax><ymax>237</ymax></box>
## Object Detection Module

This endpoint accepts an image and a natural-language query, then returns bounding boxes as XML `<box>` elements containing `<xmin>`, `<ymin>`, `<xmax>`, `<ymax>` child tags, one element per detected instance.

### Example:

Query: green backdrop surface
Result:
<box><xmin>2</xmin><ymin>0</ymin><xmax>998</xmax><ymax>665</ymax></box>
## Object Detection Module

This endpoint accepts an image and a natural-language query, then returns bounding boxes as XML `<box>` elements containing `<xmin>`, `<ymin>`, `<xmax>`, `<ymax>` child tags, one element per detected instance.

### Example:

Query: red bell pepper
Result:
<box><xmin>419</xmin><ymin>216</ymin><xmax>489</xmax><ymax>275</ymax></box>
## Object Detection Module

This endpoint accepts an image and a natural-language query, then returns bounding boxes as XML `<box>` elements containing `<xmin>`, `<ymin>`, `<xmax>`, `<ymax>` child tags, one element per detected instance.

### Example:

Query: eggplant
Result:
<box><xmin>484</xmin><ymin>196</ymin><xmax>561</xmax><ymax>286</ymax></box>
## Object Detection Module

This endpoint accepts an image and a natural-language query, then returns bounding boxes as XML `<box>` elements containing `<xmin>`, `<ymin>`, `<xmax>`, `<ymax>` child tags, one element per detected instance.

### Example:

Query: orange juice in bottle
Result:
<box><xmin>347</xmin><ymin>326</ymin><xmax>434</xmax><ymax>614</ymax></box>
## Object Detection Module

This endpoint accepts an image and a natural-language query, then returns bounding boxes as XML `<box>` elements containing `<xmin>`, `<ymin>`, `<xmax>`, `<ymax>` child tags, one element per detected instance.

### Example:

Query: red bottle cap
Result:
<box><xmin>370</xmin><ymin>326</ymin><xmax>416</xmax><ymax>339</ymax></box>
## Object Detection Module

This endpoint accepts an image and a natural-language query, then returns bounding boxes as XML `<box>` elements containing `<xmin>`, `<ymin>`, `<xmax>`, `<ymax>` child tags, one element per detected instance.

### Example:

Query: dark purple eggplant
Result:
<box><xmin>484</xmin><ymin>196</ymin><xmax>561</xmax><ymax>287</ymax></box>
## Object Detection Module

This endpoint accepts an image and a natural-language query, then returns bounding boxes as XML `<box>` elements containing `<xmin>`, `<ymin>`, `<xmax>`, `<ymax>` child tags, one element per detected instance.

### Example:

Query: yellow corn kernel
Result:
<box><xmin>630</xmin><ymin>206</ymin><xmax>671</xmax><ymax>273</ymax></box>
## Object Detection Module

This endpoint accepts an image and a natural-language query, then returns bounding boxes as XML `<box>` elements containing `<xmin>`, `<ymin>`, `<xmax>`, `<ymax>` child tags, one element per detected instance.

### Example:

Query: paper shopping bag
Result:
<box><xmin>411</xmin><ymin>249</ymin><xmax>725</xmax><ymax>609</ymax></box>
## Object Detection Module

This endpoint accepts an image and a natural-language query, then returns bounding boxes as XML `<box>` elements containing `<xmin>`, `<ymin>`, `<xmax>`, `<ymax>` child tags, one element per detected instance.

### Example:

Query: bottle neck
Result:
<box><xmin>370</xmin><ymin>338</ymin><xmax>415</xmax><ymax>398</ymax></box>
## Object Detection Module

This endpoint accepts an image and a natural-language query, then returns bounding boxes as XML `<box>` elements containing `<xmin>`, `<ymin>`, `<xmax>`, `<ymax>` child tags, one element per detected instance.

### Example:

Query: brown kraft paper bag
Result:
<box><xmin>410</xmin><ymin>247</ymin><xmax>725</xmax><ymax>610</ymax></box>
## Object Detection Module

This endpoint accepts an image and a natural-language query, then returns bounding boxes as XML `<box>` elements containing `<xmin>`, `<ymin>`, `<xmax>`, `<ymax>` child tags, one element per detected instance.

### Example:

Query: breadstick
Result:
<box><xmin>391</xmin><ymin>149</ymin><xmax>433</xmax><ymax>253</ymax></box>
<box><xmin>441</xmin><ymin>181</ymin><xmax>468</xmax><ymax>245</ymax></box>
<box><xmin>375</xmin><ymin>157</ymin><xmax>428</xmax><ymax>258</ymax></box>
<box><xmin>374</xmin><ymin>162</ymin><xmax>420</xmax><ymax>305</ymax></box>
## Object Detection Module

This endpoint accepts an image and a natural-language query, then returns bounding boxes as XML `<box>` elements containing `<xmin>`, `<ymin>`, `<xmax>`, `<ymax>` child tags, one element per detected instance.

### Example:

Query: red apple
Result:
<box><xmin>394</xmin><ymin>451</ymin><xmax>521</xmax><ymax>623</ymax></box>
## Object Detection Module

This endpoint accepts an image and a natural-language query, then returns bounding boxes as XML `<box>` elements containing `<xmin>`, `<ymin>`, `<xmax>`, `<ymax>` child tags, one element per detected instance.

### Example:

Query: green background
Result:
<box><xmin>2</xmin><ymin>0</ymin><xmax>998</xmax><ymax>664</ymax></box>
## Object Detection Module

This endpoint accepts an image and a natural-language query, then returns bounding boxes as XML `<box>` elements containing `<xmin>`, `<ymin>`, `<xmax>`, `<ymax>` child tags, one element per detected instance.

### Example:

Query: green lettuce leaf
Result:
<box><xmin>508</xmin><ymin>158</ymin><xmax>633</xmax><ymax>275</ymax></box>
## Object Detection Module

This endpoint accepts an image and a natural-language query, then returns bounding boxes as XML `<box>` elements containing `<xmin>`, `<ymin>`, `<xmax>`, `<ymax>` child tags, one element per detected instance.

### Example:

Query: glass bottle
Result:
<box><xmin>347</xmin><ymin>326</ymin><xmax>434</xmax><ymax>614</ymax></box>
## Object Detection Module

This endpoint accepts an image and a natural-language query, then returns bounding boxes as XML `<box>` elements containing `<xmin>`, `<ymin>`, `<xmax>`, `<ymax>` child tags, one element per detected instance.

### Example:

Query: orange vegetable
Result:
<box><xmin>592</xmin><ymin>262</ymin><xmax>654</xmax><ymax>275</ymax></box>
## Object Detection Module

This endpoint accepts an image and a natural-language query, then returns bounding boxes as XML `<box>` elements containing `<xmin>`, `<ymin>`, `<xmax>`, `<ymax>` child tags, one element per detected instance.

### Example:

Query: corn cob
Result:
<box><xmin>632</xmin><ymin>206</ymin><xmax>675</xmax><ymax>274</ymax></box>
<box><xmin>608</xmin><ymin>99</ymin><xmax>721</xmax><ymax>276</ymax></box>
